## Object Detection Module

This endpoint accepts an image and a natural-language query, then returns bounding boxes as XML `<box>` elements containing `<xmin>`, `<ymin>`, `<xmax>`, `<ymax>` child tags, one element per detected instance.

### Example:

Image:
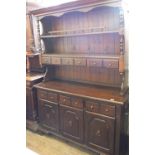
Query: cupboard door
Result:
<box><xmin>85</xmin><ymin>112</ymin><xmax>115</xmax><ymax>154</ymax></box>
<box><xmin>60</xmin><ymin>105</ymin><xmax>84</xmax><ymax>143</ymax></box>
<box><xmin>38</xmin><ymin>100</ymin><xmax>59</xmax><ymax>132</ymax></box>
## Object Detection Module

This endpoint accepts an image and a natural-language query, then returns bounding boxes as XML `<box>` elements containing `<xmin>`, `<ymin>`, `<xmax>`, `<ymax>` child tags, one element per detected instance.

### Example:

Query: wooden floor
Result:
<box><xmin>26</xmin><ymin>130</ymin><xmax>97</xmax><ymax>155</ymax></box>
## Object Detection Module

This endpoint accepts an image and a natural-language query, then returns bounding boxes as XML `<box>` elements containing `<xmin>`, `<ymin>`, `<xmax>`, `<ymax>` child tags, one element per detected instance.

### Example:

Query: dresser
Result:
<box><xmin>30</xmin><ymin>0</ymin><xmax>129</xmax><ymax>154</ymax></box>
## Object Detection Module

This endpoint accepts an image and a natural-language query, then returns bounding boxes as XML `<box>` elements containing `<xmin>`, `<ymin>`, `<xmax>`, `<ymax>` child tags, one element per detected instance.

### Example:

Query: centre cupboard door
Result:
<box><xmin>85</xmin><ymin>112</ymin><xmax>115</xmax><ymax>155</ymax></box>
<box><xmin>60</xmin><ymin>105</ymin><xmax>84</xmax><ymax>143</ymax></box>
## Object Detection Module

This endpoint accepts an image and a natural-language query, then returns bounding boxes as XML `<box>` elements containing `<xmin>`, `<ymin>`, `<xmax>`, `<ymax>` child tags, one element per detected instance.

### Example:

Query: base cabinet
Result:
<box><xmin>38</xmin><ymin>100</ymin><xmax>59</xmax><ymax>132</ymax></box>
<box><xmin>36</xmin><ymin>89</ymin><xmax>126</xmax><ymax>155</ymax></box>
<box><xmin>85</xmin><ymin>112</ymin><xmax>115</xmax><ymax>155</ymax></box>
<box><xmin>60</xmin><ymin>105</ymin><xmax>84</xmax><ymax>143</ymax></box>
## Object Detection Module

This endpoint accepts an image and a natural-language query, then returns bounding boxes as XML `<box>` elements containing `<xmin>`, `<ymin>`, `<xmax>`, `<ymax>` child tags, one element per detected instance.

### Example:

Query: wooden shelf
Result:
<box><xmin>34</xmin><ymin>80</ymin><xmax>125</xmax><ymax>104</ymax></box>
<box><xmin>42</xmin><ymin>53</ymin><xmax>120</xmax><ymax>59</ymax></box>
<box><xmin>41</xmin><ymin>29</ymin><xmax>120</xmax><ymax>38</ymax></box>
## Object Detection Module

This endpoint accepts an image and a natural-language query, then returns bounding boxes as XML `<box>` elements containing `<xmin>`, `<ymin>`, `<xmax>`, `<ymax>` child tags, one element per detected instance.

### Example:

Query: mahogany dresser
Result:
<box><xmin>29</xmin><ymin>0</ymin><xmax>129</xmax><ymax>154</ymax></box>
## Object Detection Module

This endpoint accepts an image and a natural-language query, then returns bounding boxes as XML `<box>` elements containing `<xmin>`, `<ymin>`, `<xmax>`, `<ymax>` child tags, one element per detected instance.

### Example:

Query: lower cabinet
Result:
<box><xmin>60</xmin><ymin>105</ymin><xmax>84</xmax><ymax>143</ymax></box>
<box><xmin>85</xmin><ymin>112</ymin><xmax>115</xmax><ymax>154</ymax></box>
<box><xmin>38</xmin><ymin>100</ymin><xmax>59</xmax><ymax>132</ymax></box>
<box><xmin>36</xmin><ymin>90</ymin><xmax>122</xmax><ymax>155</ymax></box>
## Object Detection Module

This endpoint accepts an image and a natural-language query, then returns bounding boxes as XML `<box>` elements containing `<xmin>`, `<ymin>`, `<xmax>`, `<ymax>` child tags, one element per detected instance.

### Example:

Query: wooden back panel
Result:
<box><xmin>53</xmin><ymin>66</ymin><xmax>121</xmax><ymax>87</ymax></box>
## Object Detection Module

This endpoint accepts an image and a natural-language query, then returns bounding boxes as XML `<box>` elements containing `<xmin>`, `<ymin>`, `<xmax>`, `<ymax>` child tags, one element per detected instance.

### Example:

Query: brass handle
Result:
<box><xmin>96</xmin><ymin>130</ymin><xmax>101</xmax><ymax>137</ymax></box>
<box><xmin>63</xmin><ymin>99</ymin><xmax>66</xmax><ymax>102</ymax></box>
<box><xmin>90</xmin><ymin>105</ymin><xmax>94</xmax><ymax>110</ymax></box>
<box><xmin>74</xmin><ymin>102</ymin><xmax>78</xmax><ymax>105</ymax></box>
<box><xmin>105</xmin><ymin>108</ymin><xmax>109</xmax><ymax>112</ymax></box>
<box><xmin>77</xmin><ymin>61</ymin><xmax>81</xmax><ymax>64</ymax></box>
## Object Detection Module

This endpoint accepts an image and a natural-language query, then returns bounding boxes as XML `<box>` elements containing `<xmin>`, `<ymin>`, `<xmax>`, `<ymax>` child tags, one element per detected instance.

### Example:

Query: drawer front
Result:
<box><xmin>62</xmin><ymin>58</ymin><xmax>73</xmax><ymax>65</ymax></box>
<box><xmin>42</xmin><ymin>56</ymin><xmax>50</xmax><ymax>64</ymax></box>
<box><xmin>38</xmin><ymin>90</ymin><xmax>47</xmax><ymax>100</ymax></box>
<box><xmin>87</xmin><ymin>59</ymin><xmax>102</xmax><ymax>67</ymax></box>
<box><xmin>86</xmin><ymin>101</ymin><xmax>99</xmax><ymax>113</ymax></box>
<box><xmin>51</xmin><ymin>57</ymin><xmax>61</xmax><ymax>65</ymax></box>
<box><xmin>103</xmin><ymin>59</ymin><xmax>118</xmax><ymax>68</ymax></box>
<box><xmin>59</xmin><ymin>95</ymin><xmax>71</xmax><ymax>106</ymax></box>
<box><xmin>48</xmin><ymin>92</ymin><xmax>58</xmax><ymax>103</ymax></box>
<box><xmin>86</xmin><ymin>101</ymin><xmax>115</xmax><ymax>117</ymax></box>
<box><xmin>74</xmin><ymin>58</ymin><xmax>86</xmax><ymax>66</ymax></box>
<box><xmin>71</xmin><ymin>98</ymin><xmax>83</xmax><ymax>109</ymax></box>
<box><xmin>100</xmin><ymin>104</ymin><xmax>115</xmax><ymax>117</ymax></box>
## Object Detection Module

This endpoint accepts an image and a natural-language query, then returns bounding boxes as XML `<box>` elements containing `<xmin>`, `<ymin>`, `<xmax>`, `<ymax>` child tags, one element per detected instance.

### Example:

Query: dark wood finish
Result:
<box><xmin>26</xmin><ymin>73</ymin><xmax>44</xmax><ymax>121</ymax></box>
<box><xmin>85</xmin><ymin>112</ymin><xmax>115</xmax><ymax>154</ymax></box>
<box><xmin>38</xmin><ymin>100</ymin><xmax>59</xmax><ymax>132</ymax></box>
<box><xmin>51</xmin><ymin>57</ymin><xmax>61</xmax><ymax>65</ymax></box>
<box><xmin>86</xmin><ymin>100</ymin><xmax>115</xmax><ymax>117</ymax></box>
<box><xmin>30</xmin><ymin>0</ymin><xmax>128</xmax><ymax>155</ymax></box>
<box><xmin>35</xmin><ymin>80</ymin><xmax>125</xmax><ymax>104</ymax></box>
<box><xmin>48</xmin><ymin>92</ymin><xmax>58</xmax><ymax>103</ymax></box>
<box><xmin>60</xmin><ymin>105</ymin><xmax>84</xmax><ymax>143</ymax></box>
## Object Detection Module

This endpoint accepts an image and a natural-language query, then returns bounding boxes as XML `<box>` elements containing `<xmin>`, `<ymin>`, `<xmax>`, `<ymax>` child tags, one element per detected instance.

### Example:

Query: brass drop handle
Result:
<box><xmin>74</xmin><ymin>102</ymin><xmax>78</xmax><ymax>105</ymax></box>
<box><xmin>63</xmin><ymin>98</ymin><xmax>66</xmax><ymax>102</ymax></box>
<box><xmin>96</xmin><ymin>130</ymin><xmax>101</xmax><ymax>137</ymax></box>
<box><xmin>90</xmin><ymin>105</ymin><xmax>94</xmax><ymax>110</ymax></box>
<box><xmin>105</xmin><ymin>108</ymin><xmax>109</xmax><ymax>112</ymax></box>
<box><xmin>77</xmin><ymin>61</ymin><xmax>81</xmax><ymax>64</ymax></box>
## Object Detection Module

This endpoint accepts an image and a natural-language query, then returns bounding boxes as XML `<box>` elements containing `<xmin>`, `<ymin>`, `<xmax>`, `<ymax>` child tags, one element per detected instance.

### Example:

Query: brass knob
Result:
<box><xmin>105</xmin><ymin>108</ymin><xmax>109</xmax><ymax>112</ymax></box>
<box><xmin>75</xmin><ymin>102</ymin><xmax>78</xmax><ymax>105</ymax></box>
<box><xmin>96</xmin><ymin>130</ymin><xmax>101</xmax><ymax>137</ymax></box>
<box><xmin>63</xmin><ymin>99</ymin><xmax>66</xmax><ymax>102</ymax></box>
<box><xmin>90</xmin><ymin>105</ymin><xmax>94</xmax><ymax>110</ymax></box>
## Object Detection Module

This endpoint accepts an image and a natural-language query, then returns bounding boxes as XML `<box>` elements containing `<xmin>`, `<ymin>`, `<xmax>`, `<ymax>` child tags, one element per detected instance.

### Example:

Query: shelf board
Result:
<box><xmin>40</xmin><ymin>30</ymin><xmax>120</xmax><ymax>38</ymax></box>
<box><xmin>42</xmin><ymin>53</ymin><xmax>120</xmax><ymax>59</ymax></box>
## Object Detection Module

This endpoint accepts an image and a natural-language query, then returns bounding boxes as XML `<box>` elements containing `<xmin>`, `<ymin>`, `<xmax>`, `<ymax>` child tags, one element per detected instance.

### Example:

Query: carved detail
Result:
<box><xmin>119</xmin><ymin>8</ymin><xmax>125</xmax><ymax>95</ymax></box>
<box><xmin>36</xmin><ymin>18</ymin><xmax>42</xmax><ymax>53</ymax></box>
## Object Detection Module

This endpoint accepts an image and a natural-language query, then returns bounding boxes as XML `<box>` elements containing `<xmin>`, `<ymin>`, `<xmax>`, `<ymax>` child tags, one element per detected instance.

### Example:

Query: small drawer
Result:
<box><xmin>74</xmin><ymin>58</ymin><xmax>86</xmax><ymax>66</ymax></box>
<box><xmin>62</xmin><ymin>58</ymin><xmax>73</xmax><ymax>65</ymax></box>
<box><xmin>86</xmin><ymin>101</ymin><xmax>99</xmax><ymax>113</ymax></box>
<box><xmin>103</xmin><ymin>59</ymin><xmax>118</xmax><ymax>68</ymax></box>
<box><xmin>100</xmin><ymin>104</ymin><xmax>115</xmax><ymax>117</ymax></box>
<box><xmin>51</xmin><ymin>57</ymin><xmax>61</xmax><ymax>65</ymax></box>
<box><xmin>86</xmin><ymin>101</ymin><xmax>115</xmax><ymax>117</ymax></box>
<box><xmin>71</xmin><ymin>98</ymin><xmax>83</xmax><ymax>109</ymax></box>
<box><xmin>38</xmin><ymin>90</ymin><xmax>47</xmax><ymax>100</ymax></box>
<box><xmin>87</xmin><ymin>59</ymin><xmax>102</xmax><ymax>67</ymax></box>
<box><xmin>59</xmin><ymin>95</ymin><xmax>71</xmax><ymax>106</ymax></box>
<box><xmin>48</xmin><ymin>92</ymin><xmax>58</xmax><ymax>103</ymax></box>
<box><xmin>42</xmin><ymin>56</ymin><xmax>50</xmax><ymax>64</ymax></box>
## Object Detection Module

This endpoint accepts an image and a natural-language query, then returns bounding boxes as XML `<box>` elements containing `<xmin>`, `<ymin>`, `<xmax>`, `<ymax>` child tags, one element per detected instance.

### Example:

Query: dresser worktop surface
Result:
<box><xmin>35</xmin><ymin>80</ymin><xmax>128</xmax><ymax>105</ymax></box>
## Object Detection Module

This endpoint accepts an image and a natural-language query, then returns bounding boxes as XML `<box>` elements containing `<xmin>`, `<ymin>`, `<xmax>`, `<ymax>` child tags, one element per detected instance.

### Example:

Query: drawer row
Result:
<box><xmin>38</xmin><ymin>90</ymin><xmax>115</xmax><ymax>117</ymax></box>
<box><xmin>42</xmin><ymin>56</ymin><xmax>119</xmax><ymax>68</ymax></box>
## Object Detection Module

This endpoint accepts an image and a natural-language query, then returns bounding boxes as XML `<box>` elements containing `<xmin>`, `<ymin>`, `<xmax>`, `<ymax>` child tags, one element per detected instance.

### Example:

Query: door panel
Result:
<box><xmin>85</xmin><ymin>112</ymin><xmax>115</xmax><ymax>154</ymax></box>
<box><xmin>38</xmin><ymin>100</ymin><xmax>59</xmax><ymax>132</ymax></box>
<box><xmin>60</xmin><ymin>105</ymin><xmax>84</xmax><ymax>143</ymax></box>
